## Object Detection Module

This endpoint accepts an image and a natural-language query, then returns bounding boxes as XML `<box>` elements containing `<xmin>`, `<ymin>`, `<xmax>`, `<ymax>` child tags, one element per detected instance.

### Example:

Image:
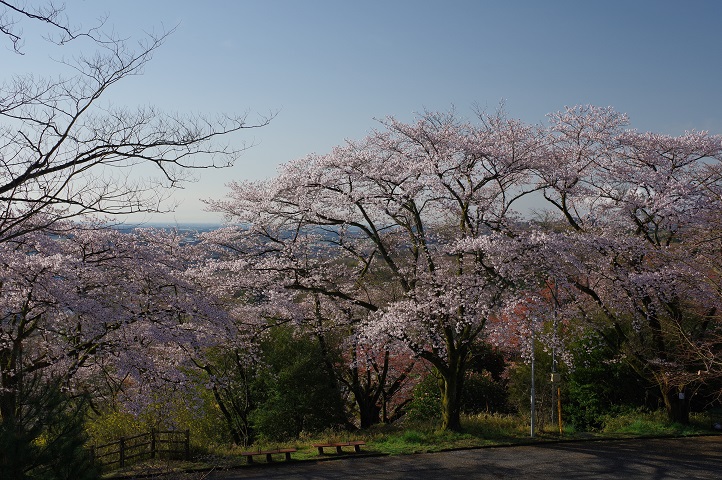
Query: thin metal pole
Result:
<box><xmin>551</xmin><ymin>279</ymin><xmax>558</xmax><ymax>426</ymax></box>
<box><xmin>530</xmin><ymin>327</ymin><xmax>536</xmax><ymax>438</ymax></box>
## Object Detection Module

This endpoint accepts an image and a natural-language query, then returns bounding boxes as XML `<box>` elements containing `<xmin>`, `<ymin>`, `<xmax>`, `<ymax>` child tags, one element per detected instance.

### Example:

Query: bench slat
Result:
<box><xmin>313</xmin><ymin>441</ymin><xmax>365</xmax><ymax>455</ymax></box>
<box><xmin>239</xmin><ymin>448</ymin><xmax>297</xmax><ymax>463</ymax></box>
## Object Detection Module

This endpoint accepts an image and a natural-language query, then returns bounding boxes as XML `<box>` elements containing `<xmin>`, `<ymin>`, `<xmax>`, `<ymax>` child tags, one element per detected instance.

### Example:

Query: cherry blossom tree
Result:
<box><xmin>339</xmin><ymin>326</ymin><xmax>419</xmax><ymax>427</ymax></box>
<box><xmin>531</xmin><ymin>105</ymin><xmax>722</xmax><ymax>423</ymax></box>
<box><xmin>207</xmin><ymin>109</ymin><xmax>543</xmax><ymax>430</ymax></box>
<box><xmin>301</xmin><ymin>296</ymin><xmax>420</xmax><ymax>429</ymax></box>
<box><xmin>0</xmin><ymin>223</ymin><xmax>231</xmax><ymax>475</ymax></box>
<box><xmin>193</xmin><ymin>225</ymin><xmax>417</xmax><ymax>431</ymax></box>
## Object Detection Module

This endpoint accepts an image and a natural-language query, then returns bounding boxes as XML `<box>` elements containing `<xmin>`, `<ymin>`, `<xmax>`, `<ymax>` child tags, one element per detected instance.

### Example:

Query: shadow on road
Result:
<box><xmin>193</xmin><ymin>436</ymin><xmax>722</xmax><ymax>480</ymax></box>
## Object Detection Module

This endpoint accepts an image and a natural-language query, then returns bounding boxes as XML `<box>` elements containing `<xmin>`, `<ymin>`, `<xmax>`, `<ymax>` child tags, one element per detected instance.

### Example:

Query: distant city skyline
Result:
<box><xmin>5</xmin><ymin>0</ymin><xmax>722</xmax><ymax>224</ymax></box>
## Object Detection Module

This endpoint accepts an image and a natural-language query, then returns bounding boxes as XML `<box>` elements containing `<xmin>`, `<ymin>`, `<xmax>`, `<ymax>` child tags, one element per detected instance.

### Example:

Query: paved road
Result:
<box><xmin>202</xmin><ymin>436</ymin><xmax>722</xmax><ymax>480</ymax></box>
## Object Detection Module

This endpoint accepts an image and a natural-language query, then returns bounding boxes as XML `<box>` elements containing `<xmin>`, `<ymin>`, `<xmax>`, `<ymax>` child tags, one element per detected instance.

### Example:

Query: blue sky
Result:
<box><xmin>5</xmin><ymin>1</ymin><xmax>722</xmax><ymax>224</ymax></box>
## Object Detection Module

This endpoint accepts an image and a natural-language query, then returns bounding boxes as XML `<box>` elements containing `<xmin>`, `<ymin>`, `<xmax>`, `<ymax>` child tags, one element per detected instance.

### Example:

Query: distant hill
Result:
<box><xmin>114</xmin><ymin>222</ymin><xmax>223</xmax><ymax>232</ymax></box>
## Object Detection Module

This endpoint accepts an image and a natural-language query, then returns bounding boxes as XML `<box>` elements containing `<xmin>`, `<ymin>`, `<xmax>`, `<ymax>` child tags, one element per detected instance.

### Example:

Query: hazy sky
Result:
<box><xmin>5</xmin><ymin>1</ymin><xmax>722</xmax><ymax>224</ymax></box>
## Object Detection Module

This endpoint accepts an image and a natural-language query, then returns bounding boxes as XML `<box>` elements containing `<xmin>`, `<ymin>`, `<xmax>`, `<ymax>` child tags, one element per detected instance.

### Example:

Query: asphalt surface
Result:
<box><xmin>202</xmin><ymin>436</ymin><xmax>722</xmax><ymax>480</ymax></box>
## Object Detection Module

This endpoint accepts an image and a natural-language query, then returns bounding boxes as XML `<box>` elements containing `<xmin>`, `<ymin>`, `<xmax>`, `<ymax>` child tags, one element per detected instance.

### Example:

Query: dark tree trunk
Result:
<box><xmin>436</xmin><ymin>349</ymin><xmax>467</xmax><ymax>432</ymax></box>
<box><xmin>357</xmin><ymin>397</ymin><xmax>382</xmax><ymax>429</ymax></box>
<box><xmin>662</xmin><ymin>384</ymin><xmax>690</xmax><ymax>425</ymax></box>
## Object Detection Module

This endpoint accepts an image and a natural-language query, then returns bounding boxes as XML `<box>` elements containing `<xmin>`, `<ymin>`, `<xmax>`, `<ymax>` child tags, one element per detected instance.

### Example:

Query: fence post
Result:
<box><xmin>119</xmin><ymin>437</ymin><xmax>125</xmax><ymax>468</ymax></box>
<box><xmin>150</xmin><ymin>429</ymin><xmax>156</xmax><ymax>460</ymax></box>
<box><xmin>184</xmin><ymin>430</ymin><xmax>190</xmax><ymax>460</ymax></box>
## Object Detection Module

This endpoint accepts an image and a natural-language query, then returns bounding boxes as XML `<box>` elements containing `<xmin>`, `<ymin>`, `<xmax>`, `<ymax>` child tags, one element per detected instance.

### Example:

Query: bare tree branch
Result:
<box><xmin>1</xmin><ymin>4</ymin><xmax>274</xmax><ymax>241</ymax></box>
<box><xmin>0</xmin><ymin>0</ymin><xmax>115</xmax><ymax>54</ymax></box>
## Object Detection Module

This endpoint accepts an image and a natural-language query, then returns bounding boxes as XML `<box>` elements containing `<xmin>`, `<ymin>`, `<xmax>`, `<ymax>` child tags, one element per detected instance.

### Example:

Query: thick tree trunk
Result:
<box><xmin>437</xmin><ymin>353</ymin><xmax>466</xmax><ymax>431</ymax></box>
<box><xmin>439</xmin><ymin>375</ymin><xmax>463</xmax><ymax>431</ymax></box>
<box><xmin>662</xmin><ymin>385</ymin><xmax>690</xmax><ymax>425</ymax></box>
<box><xmin>357</xmin><ymin>397</ymin><xmax>382</xmax><ymax>429</ymax></box>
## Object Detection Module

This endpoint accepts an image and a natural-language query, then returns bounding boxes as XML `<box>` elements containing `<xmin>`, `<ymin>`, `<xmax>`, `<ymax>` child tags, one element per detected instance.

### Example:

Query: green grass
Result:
<box><xmin>101</xmin><ymin>411</ymin><xmax>721</xmax><ymax>478</ymax></box>
<box><xmin>601</xmin><ymin>409</ymin><xmax>719</xmax><ymax>437</ymax></box>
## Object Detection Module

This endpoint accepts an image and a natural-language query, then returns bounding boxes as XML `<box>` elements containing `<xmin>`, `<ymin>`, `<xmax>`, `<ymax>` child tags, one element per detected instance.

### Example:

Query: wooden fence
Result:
<box><xmin>90</xmin><ymin>429</ymin><xmax>190</xmax><ymax>469</ymax></box>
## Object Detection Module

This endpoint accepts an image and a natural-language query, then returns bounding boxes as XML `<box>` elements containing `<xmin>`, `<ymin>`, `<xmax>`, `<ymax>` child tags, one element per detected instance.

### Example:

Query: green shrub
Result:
<box><xmin>565</xmin><ymin>334</ymin><xmax>651</xmax><ymax>431</ymax></box>
<box><xmin>506</xmin><ymin>352</ymin><xmax>560</xmax><ymax>430</ymax></box>
<box><xmin>565</xmin><ymin>382</ymin><xmax>607</xmax><ymax>431</ymax></box>
<box><xmin>461</xmin><ymin>371</ymin><xmax>510</xmax><ymax>415</ymax></box>
<box><xmin>163</xmin><ymin>380</ymin><xmax>234</xmax><ymax>449</ymax></box>
<box><xmin>85</xmin><ymin>410</ymin><xmax>146</xmax><ymax>447</ymax></box>
<box><xmin>405</xmin><ymin>373</ymin><xmax>441</xmax><ymax>422</ymax></box>
<box><xmin>251</xmin><ymin>327</ymin><xmax>346</xmax><ymax>441</ymax></box>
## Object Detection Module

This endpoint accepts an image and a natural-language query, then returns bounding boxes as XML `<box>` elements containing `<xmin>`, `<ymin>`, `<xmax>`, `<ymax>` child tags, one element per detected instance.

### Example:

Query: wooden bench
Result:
<box><xmin>313</xmin><ymin>440</ymin><xmax>365</xmax><ymax>455</ymax></box>
<box><xmin>238</xmin><ymin>448</ymin><xmax>296</xmax><ymax>463</ymax></box>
